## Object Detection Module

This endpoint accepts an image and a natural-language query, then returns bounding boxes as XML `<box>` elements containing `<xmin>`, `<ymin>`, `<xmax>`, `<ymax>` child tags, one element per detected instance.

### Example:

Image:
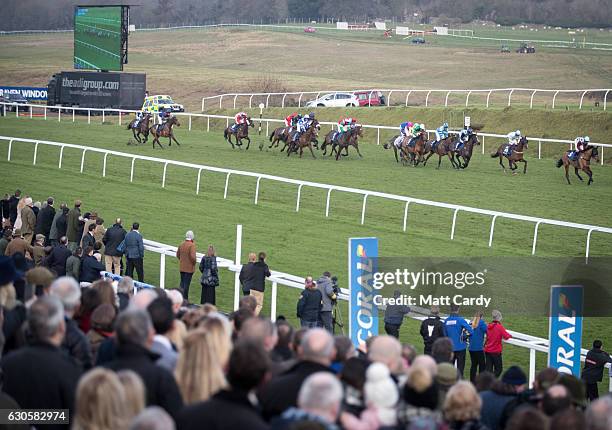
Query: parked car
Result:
<box><xmin>305</xmin><ymin>92</ymin><xmax>359</xmax><ymax>108</ymax></box>
<box><xmin>516</xmin><ymin>43</ymin><xmax>536</xmax><ymax>53</ymax></box>
<box><xmin>353</xmin><ymin>91</ymin><xmax>386</xmax><ymax>107</ymax></box>
<box><xmin>0</xmin><ymin>92</ymin><xmax>29</xmax><ymax>112</ymax></box>
<box><xmin>411</xmin><ymin>37</ymin><xmax>426</xmax><ymax>44</ymax></box>
<box><xmin>141</xmin><ymin>95</ymin><xmax>184</xmax><ymax>113</ymax></box>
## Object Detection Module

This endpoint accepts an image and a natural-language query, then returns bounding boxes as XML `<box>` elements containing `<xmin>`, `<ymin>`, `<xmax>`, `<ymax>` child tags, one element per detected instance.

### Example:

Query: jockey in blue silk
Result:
<box><xmin>400</xmin><ymin>121</ymin><xmax>413</xmax><ymax>138</ymax></box>
<box><xmin>293</xmin><ymin>112</ymin><xmax>316</xmax><ymax>141</ymax></box>
<box><xmin>569</xmin><ymin>136</ymin><xmax>590</xmax><ymax>160</ymax></box>
<box><xmin>455</xmin><ymin>128</ymin><xmax>471</xmax><ymax>151</ymax></box>
<box><xmin>134</xmin><ymin>111</ymin><xmax>145</xmax><ymax>128</ymax></box>
<box><xmin>157</xmin><ymin>108</ymin><xmax>171</xmax><ymax>132</ymax></box>
<box><xmin>433</xmin><ymin>122</ymin><xmax>449</xmax><ymax>150</ymax></box>
<box><xmin>507</xmin><ymin>130</ymin><xmax>521</xmax><ymax>146</ymax></box>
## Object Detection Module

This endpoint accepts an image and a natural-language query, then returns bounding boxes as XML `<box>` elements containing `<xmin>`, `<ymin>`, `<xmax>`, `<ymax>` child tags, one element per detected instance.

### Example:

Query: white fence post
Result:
<box><xmin>361</xmin><ymin>194</ymin><xmax>368</xmax><ymax>225</ymax></box>
<box><xmin>507</xmin><ymin>89</ymin><xmax>514</xmax><ymax>107</ymax></box>
<box><xmin>604</xmin><ymin>90</ymin><xmax>610</xmax><ymax>111</ymax></box>
<box><xmin>102</xmin><ymin>153</ymin><xmax>108</xmax><ymax>177</ymax></box>
<box><xmin>80</xmin><ymin>149</ymin><xmax>87</xmax><ymax>173</ymax></box>
<box><xmin>405</xmin><ymin>91</ymin><xmax>411</xmax><ymax>107</ymax></box>
<box><xmin>33</xmin><ymin>141</ymin><xmax>39</xmax><ymax>165</ymax></box>
<box><xmin>486</xmin><ymin>90</ymin><xmax>493</xmax><ymax>108</ymax></box>
<box><xmin>196</xmin><ymin>168</ymin><xmax>203</xmax><ymax>194</ymax></box>
<box><xmin>579</xmin><ymin>90</ymin><xmax>588</xmax><ymax>110</ymax></box>
<box><xmin>465</xmin><ymin>91</ymin><xmax>471</xmax><ymax>107</ymax></box>
<box><xmin>233</xmin><ymin>224</ymin><xmax>242</xmax><ymax>311</ymax></box>
<box><xmin>188</xmin><ymin>115</ymin><xmax>192</xmax><ymax>131</ymax></box>
<box><xmin>325</xmin><ymin>189</ymin><xmax>332</xmax><ymax>217</ymax></box>
<box><xmin>450</xmin><ymin>208</ymin><xmax>460</xmax><ymax>239</ymax></box>
<box><xmin>445</xmin><ymin>91</ymin><xmax>451</xmax><ymax>107</ymax></box>
<box><xmin>585</xmin><ymin>229</ymin><xmax>594</xmax><ymax>263</ymax></box>
<box><xmin>271</xmin><ymin>281</ymin><xmax>278</xmax><ymax>321</ymax></box>
<box><xmin>377</xmin><ymin>128</ymin><xmax>380</xmax><ymax>145</ymax></box>
<box><xmin>44</xmin><ymin>106</ymin><xmax>47</xmax><ymax>120</ymax></box>
<box><xmin>529</xmin><ymin>348</ymin><xmax>536</xmax><ymax>387</ymax></box>
<box><xmin>72</xmin><ymin>108</ymin><xmax>75</xmax><ymax>122</ymax></box>
<box><xmin>224</xmin><ymin>172</ymin><xmax>231</xmax><ymax>199</ymax></box>
<box><xmin>552</xmin><ymin>91</ymin><xmax>559</xmax><ymax>109</ymax></box>
<box><xmin>488</xmin><ymin>215</ymin><xmax>498</xmax><ymax>247</ymax></box>
<box><xmin>532</xmin><ymin>221</ymin><xmax>542</xmax><ymax>255</ymax></box>
<box><xmin>7</xmin><ymin>139</ymin><xmax>13</xmax><ymax>161</ymax></box>
<box><xmin>159</xmin><ymin>253</ymin><xmax>166</xmax><ymax>289</ymax></box>
<box><xmin>102</xmin><ymin>109</ymin><xmax>105</xmax><ymax>123</ymax></box>
<box><xmin>530</xmin><ymin>90</ymin><xmax>537</xmax><ymax>109</ymax></box>
<box><xmin>130</xmin><ymin>158</ymin><xmax>135</xmax><ymax>182</ymax></box>
<box><xmin>296</xmin><ymin>184</ymin><xmax>303</xmax><ymax>212</ymax></box>
<box><xmin>425</xmin><ymin>91</ymin><xmax>431</xmax><ymax>107</ymax></box>
<box><xmin>402</xmin><ymin>201</ymin><xmax>410</xmax><ymax>232</ymax></box>
<box><xmin>58</xmin><ymin>146</ymin><xmax>64</xmax><ymax>169</ymax></box>
<box><xmin>207</xmin><ymin>117</ymin><xmax>210</xmax><ymax>132</ymax></box>
<box><xmin>58</xmin><ymin>108</ymin><xmax>61</xmax><ymax>122</ymax></box>
<box><xmin>254</xmin><ymin>177</ymin><xmax>262</xmax><ymax>204</ymax></box>
<box><xmin>538</xmin><ymin>140</ymin><xmax>542</xmax><ymax>159</ymax></box>
<box><xmin>162</xmin><ymin>162</ymin><xmax>168</xmax><ymax>188</ymax></box>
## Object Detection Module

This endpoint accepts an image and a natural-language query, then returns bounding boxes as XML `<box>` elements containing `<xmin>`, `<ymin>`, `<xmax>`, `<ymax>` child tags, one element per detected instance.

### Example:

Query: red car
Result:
<box><xmin>353</xmin><ymin>91</ymin><xmax>386</xmax><ymax>106</ymax></box>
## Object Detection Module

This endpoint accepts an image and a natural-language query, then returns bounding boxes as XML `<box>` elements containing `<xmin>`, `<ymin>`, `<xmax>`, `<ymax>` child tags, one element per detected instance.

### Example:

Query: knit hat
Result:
<box><xmin>558</xmin><ymin>374</ymin><xmax>587</xmax><ymax>407</ymax></box>
<box><xmin>435</xmin><ymin>363</ymin><xmax>458</xmax><ymax>386</ymax></box>
<box><xmin>502</xmin><ymin>366</ymin><xmax>527</xmax><ymax>386</ymax></box>
<box><xmin>364</xmin><ymin>362</ymin><xmax>399</xmax><ymax>409</ymax></box>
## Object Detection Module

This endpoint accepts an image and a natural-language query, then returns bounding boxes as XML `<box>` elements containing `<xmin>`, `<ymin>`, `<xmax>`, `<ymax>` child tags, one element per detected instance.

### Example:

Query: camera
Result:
<box><xmin>330</xmin><ymin>276</ymin><xmax>339</xmax><ymax>303</ymax></box>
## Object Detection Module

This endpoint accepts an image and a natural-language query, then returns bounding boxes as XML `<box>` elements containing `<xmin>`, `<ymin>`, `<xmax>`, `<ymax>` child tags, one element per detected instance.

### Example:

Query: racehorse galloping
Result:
<box><xmin>287</xmin><ymin>120</ymin><xmax>319</xmax><ymax>158</ymax></box>
<box><xmin>491</xmin><ymin>136</ymin><xmax>529</xmax><ymax>174</ymax></box>
<box><xmin>267</xmin><ymin>126</ymin><xmax>290</xmax><ymax>150</ymax></box>
<box><xmin>334</xmin><ymin>125</ymin><xmax>364</xmax><ymax>161</ymax></box>
<box><xmin>149</xmin><ymin>116</ymin><xmax>181</xmax><ymax>149</ymax></box>
<box><xmin>224</xmin><ymin>118</ymin><xmax>254</xmax><ymax>150</ymax></box>
<box><xmin>399</xmin><ymin>132</ymin><xmax>427</xmax><ymax>166</ymax></box>
<box><xmin>452</xmin><ymin>133</ymin><xmax>480</xmax><ymax>169</ymax></box>
<box><xmin>127</xmin><ymin>113</ymin><xmax>152</xmax><ymax>144</ymax></box>
<box><xmin>556</xmin><ymin>145</ymin><xmax>599</xmax><ymax>185</ymax></box>
<box><xmin>423</xmin><ymin>136</ymin><xmax>459</xmax><ymax>169</ymax></box>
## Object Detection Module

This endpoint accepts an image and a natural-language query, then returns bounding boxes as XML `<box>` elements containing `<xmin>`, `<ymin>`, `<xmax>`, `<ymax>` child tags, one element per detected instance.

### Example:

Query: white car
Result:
<box><xmin>305</xmin><ymin>92</ymin><xmax>359</xmax><ymax>108</ymax></box>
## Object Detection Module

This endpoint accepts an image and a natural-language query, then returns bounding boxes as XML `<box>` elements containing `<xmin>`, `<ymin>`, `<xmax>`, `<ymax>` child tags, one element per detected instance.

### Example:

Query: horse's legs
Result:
<box><xmin>574</xmin><ymin>167</ymin><xmax>583</xmax><ymax>181</ymax></box>
<box><xmin>171</xmin><ymin>134</ymin><xmax>180</xmax><ymax>146</ymax></box>
<box><xmin>522</xmin><ymin>159</ymin><xmax>527</xmax><ymax>174</ymax></box>
<box><xmin>424</xmin><ymin>151</ymin><xmax>434</xmax><ymax>166</ymax></box>
<box><xmin>393</xmin><ymin>146</ymin><xmax>399</xmax><ymax>163</ymax></box>
<box><xmin>586</xmin><ymin>168</ymin><xmax>594</xmax><ymax>185</ymax></box>
<box><xmin>245</xmin><ymin>137</ymin><xmax>251</xmax><ymax>150</ymax></box>
<box><xmin>308</xmin><ymin>144</ymin><xmax>316</xmax><ymax>159</ymax></box>
<box><xmin>226</xmin><ymin>133</ymin><xmax>235</xmax><ymax>149</ymax></box>
<box><xmin>564</xmin><ymin>164</ymin><xmax>571</xmax><ymax>184</ymax></box>
<box><xmin>499</xmin><ymin>154</ymin><xmax>506</xmax><ymax>171</ymax></box>
<box><xmin>132</xmin><ymin>128</ymin><xmax>140</xmax><ymax>143</ymax></box>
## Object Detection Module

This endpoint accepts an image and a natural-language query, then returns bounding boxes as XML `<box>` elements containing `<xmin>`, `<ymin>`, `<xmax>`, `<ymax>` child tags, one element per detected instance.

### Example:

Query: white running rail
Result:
<box><xmin>1</xmin><ymin>134</ymin><xmax>611</xmax><ymax>260</ymax></box>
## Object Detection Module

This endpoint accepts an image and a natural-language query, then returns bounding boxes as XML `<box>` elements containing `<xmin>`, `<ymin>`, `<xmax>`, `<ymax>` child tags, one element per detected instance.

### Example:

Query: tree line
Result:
<box><xmin>2</xmin><ymin>0</ymin><xmax>610</xmax><ymax>31</ymax></box>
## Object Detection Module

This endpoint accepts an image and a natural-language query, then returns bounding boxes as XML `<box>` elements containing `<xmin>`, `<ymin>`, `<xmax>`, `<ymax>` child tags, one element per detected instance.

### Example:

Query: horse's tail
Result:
<box><xmin>383</xmin><ymin>143</ymin><xmax>390</xmax><ymax>150</ymax></box>
<box><xmin>490</xmin><ymin>151</ymin><xmax>499</xmax><ymax>158</ymax></box>
<box><xmin>126</xmin><ymin>122</ymin><xmax>132</xmax><ymax>130</ymax></box>
<box><xmin>224</xmin><ymin>128</ymin><xmax>229</xmax><ymax>141</ymax></box>
<box><xmin>556</xmin><ymin>158</ymin><xmax>563</xmax><ymax>168</ymax></box>
<box><xmin>269</xmin><ymin>130</ymin><xmax>275</xmax><ymax>142</ymax></box>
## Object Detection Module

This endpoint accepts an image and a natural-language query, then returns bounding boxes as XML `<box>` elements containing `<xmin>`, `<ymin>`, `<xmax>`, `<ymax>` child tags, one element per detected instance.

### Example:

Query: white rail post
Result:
<box><xmin>579</xmin><ymin>90</ymin><xmax>588</xmax><ymax>110</ymax></box>
<box><xmin>254</xmin><ymin>177</ymin><xmax>262</xmax><ymax>204</ymax></box>
<box><xmin>119</xmin><ymin>111</ymin><xmax>122</xmax><ymax>126</ymax></box>
<box><xmin>585</xmin><ymin>229</ymin><xmax>594</xmax><ymax>263</ymax></box>
<box><xmin>226</xmin><ymin>118</ymin><xmax>229</xmax><ymax>128</ymax></box>
<box><xmin>266</xmin><ymin>94</ymin><xmax>271</xmax><ymax>108</ymax></box>
<box><xmin>402</xmin><ymin>201</ymin><xmax>410</xmax><ymax>232</ymax></box>
<box><xmin>2</xmin><ymin>103</ymin><xmax>5</xmax><ymax>116</ymax></box>
<box><xmin>266</xmin><ymin>120</ymin><xmax>269</xmax><ymax>136</ymax></box>
<box><xmin>486</xmin><ymin>90</ymin><xmax>493</xmax><ymax>108</ymax></box>
<box><xmin>58</xmin><ymin>146</ymin><xmax>64</xmax><ymax>168</ymax></box>
<box><xmin>538</xmin><ymin>140</ymin><xmax>542</xmax><ymax>159</ymax></box>
<box><xmin>271</xmin><ymin>281</ymin><xmax>278</xmax><ymax>321</ymax></box>
<box><xmin>377</xmin><ymin>127</ymin><xmax>380</xmax><ymax>145</ymax></box>
<box><xmin>162</xmin><ymin>162</ymin><xmax>168</xmax><ymax>188</ymax></box>
<box><xmin>450</xmin><ymin>208</ymin><xmax>460</xmax><ymax>239</ymax></box>
<box><xmin>196</xmin><ymin>168</ymin><xmax>203</xmax><ymax>194</ymax></box>
<box><xmin>80</xmin><ymin>149</ymin><xmax>86</xmax><ymax>173</ymax></box>
<box><xmin>87</xmin><ymin>109</ymin><xmax>90</xmax><ymax>124</ymax></box>
<box><xmin>387</xmin><ymin>90</ymin><xmax>393</xmax><ymax>106</ymax></box>
<box><xmin>219</xmin><ymin>95</ymin><xmax>223</xmax><ymax>109</ymax></box>
<box><xmin>224</xmin><ymin>172</ymin><xmax>231</xmax><ymax>199</ymax></box>
<box><xmin>249</xmin><ymin>95</ymin><xmax>254</xmax><ymax>109</ymax></box>
<box><xmin>425</xmin><ymin>90</ymin><xmax>431</xmax><ymax>107</ymax></box>
<box><xmin>298</xmin><ymin>93</ymin><xmax>303</xmax><ymax>108</ymax></box>
<box><xmin>233</xmin><ymin>224</ymin><xmax>243</xmax><ymax>311</ymax></box>
<box><xmin>552</xmin><ymin>90</ymin><xmax>559</xmax><ymax>109</ymax></box>
<box><xmin>159</xmin><ymin>253</ymin><xmax>166</xmax><ymax>289</ymax></box>
<box><xmin>58</xmin><ymin>108</ymin><xmax>61</xmax><ymax>122</ymax></box>
<box><xmin>296</xmin><ymin>184</ymin><xmax>303</xmax><ymax>212</ymax></box>
<box><xmin>130</xmin><ymin>158</ymin><xmax>136</xmax><ymax>182</ymax></box>
<box><xmin>201</xmin><ymin>98</ymin><xmax>205</xmax><ymax>111</ymax></box>
<box><xmin>529</xmin><ymin>348</ymin><xmax>536</xmax><ymax>387</ymax></box>
<box><xmin>44</xmin><ymin>106</ymin><xmax>47</xmax><ymax>120</ymax></box>
<box><xmin>281</xmin><ymin>93</ymin><xmax>287</xmax><ymax>108</ymax></box>
<box><xmin>102</xmin><ymin>153</ymin><xmax>108</xmax><ymax>177</ymax></box>
<box><xmin>531</xmin><ymin>221</ymin><xmax>542</xmax><ymax>255</ymax></box>
<box><xmin>7</xmin><ymin>139</ymin><xmax>12</xmax><ymax>161</ymax></box>
<box><xmin>405</xmin><ymin>91</ymin><xmax>412</xmax><ymax>107</ymax></box>
<box><xmin>15</xmin><ymin>105</ymin><xmax>18</xmax><ymax>118</ymax></box>
<box><xmin>465</xmin><ymin>90</ymin><xmax>472</xmax><ymax>107</ymax></box>
<box><xmin>29</xmin><ymin>105</ymin><xmax>33</xmax><ymax>118</ymax></box>
<box><xmin>325</xmin><ymin>189</ymin><xmax>332</xmax><ymax>217</ymax></box>
<box><xmin>601</xmin><ymin>146</ymin><xmax>604</xmax><ymax>166</ymax></box>
<box><xmin>102</xmin><ymin>109</ymin><xmax>105</xmax><ymax>123</ymax></box>
<box><xmin>360</xmin><ymin>194</ymin><xmax>368</xmax><ymax>225</ymax></box>
<box><xmin>488</xmin><ymin>215</ymin><xmax>498</xmax><ymax>247</ymax></box>
<box><xmin>33</xmin><ymin>141</ymin><xmax>39</xmax><ymax>165</ymax></box>
<box><xmin>207</xmin><ymin>117</ymin><xmax>210</xmax><ymax>132</ymax></box>
<box><xmin>481</xmin><ymin>135</ymin><xmax>485</xmax><ymax>155</ymax></box>
<box><xmin>445</xmin><ymin>91</ymin><xmax>451</xmax><ymax>107</ymax></box>
<box><xmin>72</xmin><ymin>108</ymin><xmax>75</xmax><ymax>122</ymax></box>
<box><xmin>507</xmin><ymin>89</ymin><xmax>514</xmax><ymax>107</ymax></box>
<box><xmin>188</xmin><ymin>115</ymin><xmax>192</xmax><ymax>131</ymax></box>
<box><xmin>530</xmin><ymin>90</ymin><xmax>537</xmax><ymax>109</ymax></box>
<box><xmin>233</xmin><ymin>94</ymin><xmax>238</xmax><ymax>109</ymax></box>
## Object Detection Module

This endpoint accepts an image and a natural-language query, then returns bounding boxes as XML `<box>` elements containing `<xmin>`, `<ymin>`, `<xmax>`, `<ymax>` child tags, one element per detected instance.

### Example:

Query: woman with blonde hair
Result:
<box><xmin>175</xmin><ymin>329</ymin><xmax>227</xmax><ymax>404</ymax></box>
<box><xmin>199</xmin><ymin>314</ymin><xmax>232</xmax><ymax>368</ymax></box>
<box><xmin>92</xmin><ymin>279</ymin><xmax>118</xmax><ymax>310</ymax></box>
<box><xmin>117</xmin><ymin>370</ymin><xmax>146</xmax><ymax>419</ymax></box>
<box><xmin>443</xmin><ymin>380</ymin><xmax>487</xmax><ymax>430</ymax></box>
<box><xmin>199</xmin><ymin>244</ymin><xmax>219</xmax><ymax>305</ymax></box>
<box><xmin>73</xmin><ymin>368</ymin><xmax>130</xmax><ymax>430</ymax></box>
<box><xmin>13</xmin><ymin>196</ymin><xmax>26</xmax><ymax>230</ymax></box>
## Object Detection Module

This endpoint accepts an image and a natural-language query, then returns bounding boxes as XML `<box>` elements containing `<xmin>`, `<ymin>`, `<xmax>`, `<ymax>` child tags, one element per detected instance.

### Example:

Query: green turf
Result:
<box><xmin>1</xmin><ymin>116</ymin><xmax>611</xmax><ymax>389</ymax></box>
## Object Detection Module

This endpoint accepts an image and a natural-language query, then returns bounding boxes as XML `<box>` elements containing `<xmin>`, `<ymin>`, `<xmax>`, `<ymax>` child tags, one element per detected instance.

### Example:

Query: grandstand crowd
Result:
<box><xmin>1</xmin><ymin>189</ymin><xmax>612</xmax><ymax>430</ymax></box>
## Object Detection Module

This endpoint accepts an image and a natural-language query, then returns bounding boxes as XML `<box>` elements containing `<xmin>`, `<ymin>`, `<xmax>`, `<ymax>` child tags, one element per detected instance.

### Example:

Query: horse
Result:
<box><xmin>287</xmin><ymin>120</ymin><xmax>320</xmax><ymax>158</ymax></box>
<box><xmin>383</xmin><ymin>134</ymin><xmax>403</xmax><ymax>163</ymax></box>
<box><xmin>422</xmin><ymin>136</ymin><xmax>459</xmax><ymax>169</ymax></box>
<box><xmin>451</xmin><ymin>132</ymin><xmax>480</xmax><ymax>169</ymax></box>
<box><xmin>126</xmin><ymin>113</ymin><xmax>152</xmax><ymax>144</ymax></box>
<box><xmin>556</xmin><ymin>145</ymin><xmax>599</xmax><ymax>185</ymax></box>
<box><xmin>399</xmin><ymin>132</ymin><xmax>428</xmax><ymax>166</ymax></box>
<box><xmin>149</xmin><ymin>116</ymin><xmax>181</xmax><ymax>149</ymax></box>
<box><xmin>224</xmin><ymin>118</ymin><xmax>254</xmax><ymax>150</ymax></box>
<box><xmin>491</xmin><ymin>136</ymin><xmax>529</xmax><ymax>174</ymax></box>
<box><xmin>267</xmin><ymin>125</ymin><xmax>291</xmax><ymax>150</ymax></box>
<box><xmin>334</xmin><ymin>125</ymin><xmax>364</xmax><ymax>161</ymax></box>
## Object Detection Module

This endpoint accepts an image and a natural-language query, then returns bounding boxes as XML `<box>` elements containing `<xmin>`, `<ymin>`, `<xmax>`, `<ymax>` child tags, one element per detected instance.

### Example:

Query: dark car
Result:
<box><xmin>0</xmin><ymin>92</ymin><xmax>29</xmax><ymax>113</ymax></box>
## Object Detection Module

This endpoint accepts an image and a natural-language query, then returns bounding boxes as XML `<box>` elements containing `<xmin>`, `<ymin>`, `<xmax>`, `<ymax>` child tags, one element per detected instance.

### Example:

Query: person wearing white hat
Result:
<box><xmin>20</xmin><ymin>197</ymin><xmax>36</xmax><ymax>245</ymax></box>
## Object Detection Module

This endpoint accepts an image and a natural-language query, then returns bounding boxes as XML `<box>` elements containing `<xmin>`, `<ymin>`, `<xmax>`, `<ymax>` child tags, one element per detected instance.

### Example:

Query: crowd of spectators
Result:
<box><xmin>1</xmin><ymin>190</ymin><xmax>612</xmax><ymax>430</ymax></box>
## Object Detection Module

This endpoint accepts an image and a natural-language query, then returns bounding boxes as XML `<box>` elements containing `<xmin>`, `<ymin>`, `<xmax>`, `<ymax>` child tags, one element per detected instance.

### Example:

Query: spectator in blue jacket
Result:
<box><xmin>124</xmin><ymin>222</ymin><xmax>144</xmax><ymax>282</ymax></box>
<box><xmin>469</xmin><ymin>311</ymin><xmax>488</xmax><ymax>383</ymax></box>
<box><xmin>444</xmin><ymin>304</ymin><xmax>473</xmax><ymax>378</ymax></box>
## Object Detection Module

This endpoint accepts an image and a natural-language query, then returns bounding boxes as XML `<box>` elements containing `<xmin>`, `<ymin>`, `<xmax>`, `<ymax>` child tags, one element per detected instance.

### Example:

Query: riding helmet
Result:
<box><xmin>584</xmin><ymin>136</ymin><xmax>590</xmax><ymax>142</ymax></box>
<box><xmin>309</xmin><ymin>112</ymin><xmax>315</xmax><ymax>119</ymax></box>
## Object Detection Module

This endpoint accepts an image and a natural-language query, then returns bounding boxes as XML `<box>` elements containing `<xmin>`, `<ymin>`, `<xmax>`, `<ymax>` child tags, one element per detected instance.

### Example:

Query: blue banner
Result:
<box><xmin>102</xmin><ymin>271</ymin><xmax>157</xmax><ymax>291</ymax></box>
<box><xmin>348</xmin><ymin>237</ymin><xmax>379</xmax><ymax>349</ymax></box>
<box><xmin>0</xmin><ymin>86</ymin><xmax>47</xmax><ymax>101</ymax></box>
<box><xmin>548</xmin><ymin>285</ymin><xmax>584</xmax><ymax>376</ymax></box>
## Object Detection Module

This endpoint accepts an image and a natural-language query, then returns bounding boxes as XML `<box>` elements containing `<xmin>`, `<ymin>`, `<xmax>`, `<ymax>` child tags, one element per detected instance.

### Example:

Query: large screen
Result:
<box><xmin>74</xmin><ymin>6</ymin><xmax>124</xmax><ymax>71</ymax></box>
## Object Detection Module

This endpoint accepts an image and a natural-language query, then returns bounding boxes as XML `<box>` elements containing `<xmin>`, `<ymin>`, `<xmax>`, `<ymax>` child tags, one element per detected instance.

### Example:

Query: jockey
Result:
<box><xmin>134</xmin><ymin>110</ymin><xmax>144</xmax><ymax>128</ymax></box>
<box><xmin>406</xmin><ymin>123</ymin><xmax>423</xmax><ymax>148</ymax></box>
<box><xmin>399</xmin><ymin>121</ymin><xmax>413</xmax><ymax>138</ymax></box>
<box><xmin>435</xmin><ymin>123</ymin><xmax>449</xmax><ymax>142</ymax></box>
<box><xmin>284</xmin><ymin>112</ymin><xmax>298</xmax><ymax>128</ymax></box>
<box><xmin>232</xmin><ymin>112</ymin><xmax>248</xmax><ymax>131</ymax></box>
<box><xmin>507</xmin><ymin>130</ymin><xmax>521</xmax><ymax>146</ymax></box>
<box><xmin>455</xmin><ymin>128</ymin><xmax>470</xmax><ymax>151</ymax></box>
<box><xmin>575</xmin><ymin>136</ymin><xmax>590</xmax><ymax>152</ymax></box>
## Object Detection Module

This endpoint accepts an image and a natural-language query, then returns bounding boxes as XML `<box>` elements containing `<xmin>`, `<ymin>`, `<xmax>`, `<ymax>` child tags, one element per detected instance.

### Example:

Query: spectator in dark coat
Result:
<box><xmin>259</xmin><ymin>328</ymin><xmax>335</xmax><ymax>421</ymax></box>
<box><xmin>124</xmin><ymin>222</ymin><xmax>144</xmax><ymax>282</ymax></box>
<box><xmin>420</xmin><ymin>305</ymin><xmax>445</xmax><ymax>355</ymax></box>
<box><xmin>147</xmin><ymin>297</ymin><xmax>178</xmax><ymax>371</ymax></box>
<box><xmin>79</xmin><ymin>246</ymin><xmax>104</xmax><ymax>284</ymax></box>
<box><xmin>8</xmin><ymin>189</ymin><xmax>20</xmax><ymax>226</ymax></box>
<box><xmin>102</xmin><ymin>218</ymin><xmax>126</xmax><ymax>275</ymax></box>
<box><xmin>66</xmin><ymin>200</ymin><xmax>82</xmax><ymax>252</ymax></box>
<box><xmin>48</xmin><ymin>203</ymin><xmax>67</xmax><ymax>246</ymax></box>
<box><xmin>581</xmin><ymin>339</ymin><xmax>612</xmax><ymax>401</ymax></box>
<box><xmin>50</xmin><ymin>276</ymin><xmax>93</xmax><ymax>369</ymax></box>
<box><xmin>383</xmin><ymin>289</ymin><xmax>410</xmax><ymax>338</ymax></box>
<box><xmin>199</xmin><ymin>244</ymin><xmax>219</xmax><ymax>305</ymax></box>
<box><xmin>316</xmin><ymin>272</ymin><xmax>336</xmax><ymax>333</ymax></box>
<box><xmin>249</xmin><ymin>252</ymin><xmax>271</xmax><ymax>315</ymax></box>
<box><xmin>35</xmin><ymin>197</ymin><xmax>55</xmax><ymax>244</ymax></box>
<box><xmin>480</xmin><ymin>366</ymin><xmax>527</xmax><ymax>430</ymax></box>
<box><xmin>103</xmin><ymin>309</ymin><xmax>184</xmax><ymax>420</ymax></box>
<box><xmin>239</xmin><ymin>252</ymin><xmax>257</xmax><ymax>296</ymax></box>
<box><xmin>178</xmin><ymin>340</ymin><xmax>270</xmax><ymax>430</ymax></box>
<box><xmin>0</xmin><ymin>228</ymin><xmax>11</xmax><ymax>256</ymax></box>
<box><xmin>44</xmin><ymin>236</ymin><xmax>71</xmax><ymax>277</ymax></box>
<box><xmin>81</xmin><ymin>223</ymin><xmax>96</xmax><ymax>250</ymax></box>
<box><xmin>0</xmin><ymin>296</ymin><xmax>82</xmax><ymax>429</ymax></box>
<box><xmin>297</xmin><ymin>276</ymin><xmax>322</xmax><ymax>328</ymax></box>
<box><xmin>65</xmin><ymin>247</ymin><xmax>82</xmax><ymax>281</ymax></box>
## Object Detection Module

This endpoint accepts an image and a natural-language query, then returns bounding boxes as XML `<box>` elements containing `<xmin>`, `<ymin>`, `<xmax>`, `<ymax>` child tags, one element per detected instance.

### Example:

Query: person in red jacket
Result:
<box><xmin>484</xmin><ymin>309</ymin><xmax>512</xmax><ymax>377</ymax></box>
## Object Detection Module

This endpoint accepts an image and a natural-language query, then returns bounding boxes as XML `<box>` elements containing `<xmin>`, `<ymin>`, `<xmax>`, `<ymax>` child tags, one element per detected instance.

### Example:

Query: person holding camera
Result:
<box><xmin>297</xmin><ymin>276</ymin><xmax>322</xmax><ymax>328</ymax></box>
<box><xmin>316</xmin><ymin>271</ymin><xmax>336</xmax><ymax>333</ymax></box>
